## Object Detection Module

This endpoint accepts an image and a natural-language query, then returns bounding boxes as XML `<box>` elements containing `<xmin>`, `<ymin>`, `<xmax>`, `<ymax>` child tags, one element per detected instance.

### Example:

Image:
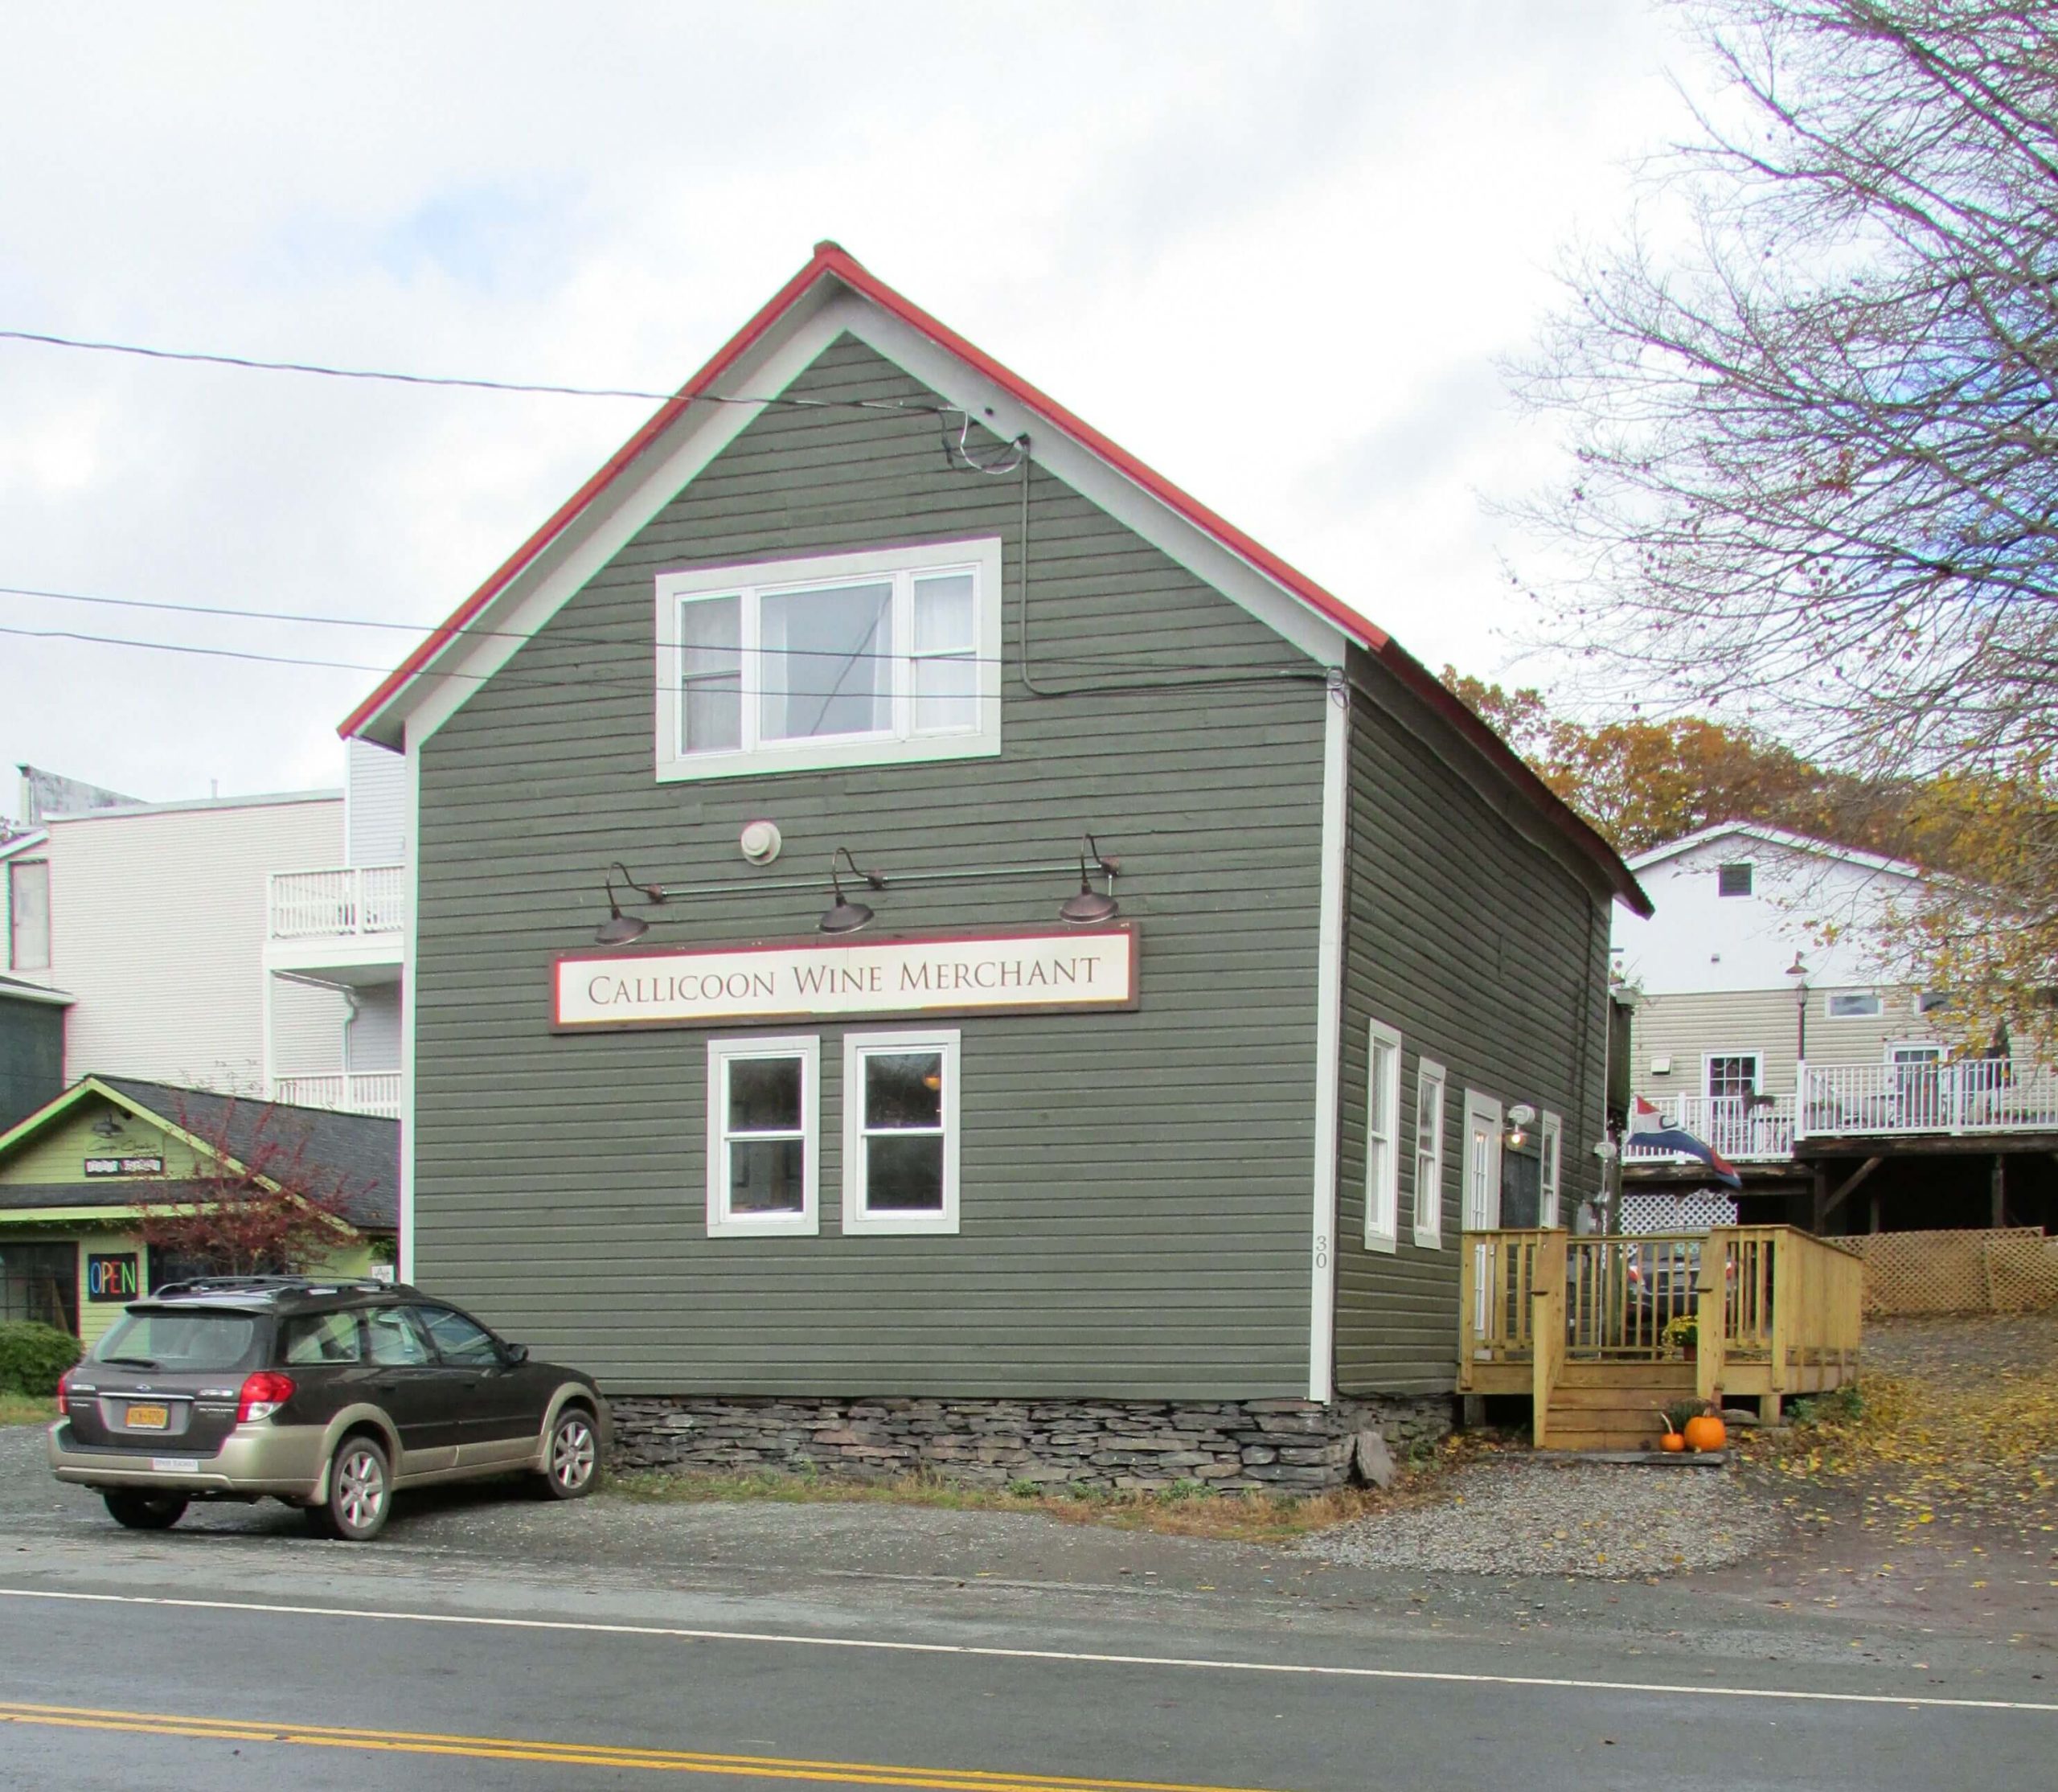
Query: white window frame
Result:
<box><xmin>1363</xmin><ymin>1020</ymin><xmax>1402</xmax><ymax>1252</ymax></box>
<box><xmin>1716</xmin><ymin>861</ymin><xmax>1755</xmax><ymax>898</ymax></box>
<box><xmin>1412</xmin><ymin>1059</ymin><xmax>1446</xmax><ymax>1249</ymax></box>
<box><xmin>653</xmin><ymin>538</ymin><xmax>1003</xmax><ymax>782</ymax></box>
<box><xmin>1703</xmin><ymin>1051</ymin><xmax>1762</xmax><ymax>1101</ymax></box>
<box><xmin>1539</xmin><ymin>1110</ymin><xmax>1563</xmax><ymax>1229</ymax></box>
<box><xmin>842</xmin><ymin>1028</ymin><xmax>961</xmax><ymax>1236</ymax></box>
<box><xmin>8</xmin><ymin>858</ymin><xmax>49</xmax><ymax>972</ymax></box>
<box><xmin>1826</xmin><ymin>990</ymin><xmax>1884</xmax><ymax>1019</ymax></box>
<box><xmin>705</xmin><ymin>1035</ymin><xmax>819</xmax><ymax>1237</ymax></box>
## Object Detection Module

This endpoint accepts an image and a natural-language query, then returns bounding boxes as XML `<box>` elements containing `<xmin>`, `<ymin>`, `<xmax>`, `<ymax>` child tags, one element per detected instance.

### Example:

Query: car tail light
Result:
<box><xmin>236</xmin><ymin>1372</ymin><xmax>296</xmax><ymax>1423</ymax></box>
<box><xmin>56</xmin><ymin>1366</ymin><xmax>77</xmax><ymax>1412</ymax></box>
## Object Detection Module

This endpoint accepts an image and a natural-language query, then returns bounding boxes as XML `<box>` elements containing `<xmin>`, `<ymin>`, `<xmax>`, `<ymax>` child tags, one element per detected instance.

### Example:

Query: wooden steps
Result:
<box><xmin>1540</xmin><ymin>1361</ymin><xmax>1698</xmax><ymax>1452</ymax></box>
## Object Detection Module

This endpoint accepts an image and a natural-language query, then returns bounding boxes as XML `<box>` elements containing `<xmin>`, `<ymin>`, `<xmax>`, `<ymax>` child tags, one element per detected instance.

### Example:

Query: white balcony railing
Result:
<box><xmin>273</xmin><ymin>1072</ymin><xmax>401</xmax><ymax>1120</ymax></box>
<box><xmin>1798</xmin><ymin>1059</ymin><xmax>2058</xmax><ymax>1138</ymax></box>
<box><xmin>1624</xmin><ymin>1093</ymin><xmax>1796</xmax><ymax>1164</ymax></box>
<box><xmin>269</xmin><ymin>866</ymin><xmax>405</xmax><ymax>941</ymax></box>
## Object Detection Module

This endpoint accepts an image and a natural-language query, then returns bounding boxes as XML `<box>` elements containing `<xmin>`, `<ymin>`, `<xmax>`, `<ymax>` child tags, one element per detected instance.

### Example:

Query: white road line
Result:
<box><xmin>1</xmin><ymin>1585</ymin><xmax>2051</xmax><ymax>1716</ymax></box>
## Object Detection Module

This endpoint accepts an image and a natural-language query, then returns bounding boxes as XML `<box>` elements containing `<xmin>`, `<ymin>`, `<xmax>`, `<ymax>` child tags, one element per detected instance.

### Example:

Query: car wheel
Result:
<box><xmin>103</xmin><ymin>1490</ymin><xmax>187</xmax><ymax>1531</ymax></box>
<box><xmin>309</xmin><ymin>1434</ymin><xmax>392</xmax><ymax>1542</ymax></box>
<box><xmin>536</xmin><ymin>1408</ymin><xmax>598</xmax><ymax>1500</ymax></box>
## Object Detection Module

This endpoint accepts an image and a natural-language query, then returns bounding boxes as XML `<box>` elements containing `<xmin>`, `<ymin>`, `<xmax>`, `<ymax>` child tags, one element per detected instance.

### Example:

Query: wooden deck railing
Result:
<box><xmin>1462</xmin><ymin>1226</ymin><xmax>1863</xmax><ymax>1408</ymax></box>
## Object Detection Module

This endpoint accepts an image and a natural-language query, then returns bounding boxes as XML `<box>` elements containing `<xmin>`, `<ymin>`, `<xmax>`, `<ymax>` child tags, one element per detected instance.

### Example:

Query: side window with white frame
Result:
<box><xmin>842</xmin><ymin>1030</ymin><xmax>961</xmax><ymax>1235</ymax></box>
<box><xmin>706</xmin><ymin>1036</ymin><xmax>819</xmax><ymax>1236</ymax></box>
<box><xmin>1363</xmin><ymin>1020</ymin><xmax>1402</xmax><ymax>1251</ymax></box>
<box><xmin>1704</xmin><ymin>1052</ymin><xmax>1761</xmax><ymax>1102</ymax></box>
<box><xmin>1539</xmin><ymin>1111</ymin><xmax>1563</xmax><ymax>1229</ymax></box>
<box><xmin>7</xmin><ymin>859</ymin><xmax>49</xmax><ymax>971</ymax></box>
<box><xmin>1412</xmin><ymin>1059</ymin><xmax>1446</xmax><ymax>1248</ymax></box>
<box><xmin>1826</xmin><ymin>990</ymin><xmax>1883</xmax><ymax>1019</ymax></box>
<box><xmin>654</xmin><ymin>539</ymin><xmax>1002</xmax><ymax>781</ymax></box>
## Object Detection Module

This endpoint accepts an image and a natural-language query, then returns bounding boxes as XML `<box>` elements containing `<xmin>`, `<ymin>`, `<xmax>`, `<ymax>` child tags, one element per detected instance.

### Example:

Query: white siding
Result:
<box><xmin>345</xmin><ymin>983</ymin><xmax>402</xmax><ymax>1072</ymax></box>
<box><xmin>346</xmin><ymin>740</ymin><xmax>408</xmax><ymax>868</ymax></box>
<box><xmin>1614</xmin><ymin>834</ymin><xmax>1923</xmax><ymax>996</ymax></box>
<box><xmin>271</xmin><ymin>976</ymin><xmax>351</xmax><ymax>1076</ymax></box>
<box><xmin>1633</xmin><ymin>985</ymin><xmax>1947</xmax><ymax>1103</ymax></box>
<box><xmin>46</xmin><ymin>794</ymin><xmax>345</xmax><ymax>1091</ymax></box>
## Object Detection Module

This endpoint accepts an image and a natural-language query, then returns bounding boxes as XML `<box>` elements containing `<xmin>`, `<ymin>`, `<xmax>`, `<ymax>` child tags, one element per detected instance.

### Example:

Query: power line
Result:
<box><xmin>0</xmin><ymin>325</ymin><xmax>961</xmax><ymax>417</ymax></box>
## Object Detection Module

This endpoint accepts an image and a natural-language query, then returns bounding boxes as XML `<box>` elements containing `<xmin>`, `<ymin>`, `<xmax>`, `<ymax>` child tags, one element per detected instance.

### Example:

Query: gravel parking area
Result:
<box><xmin>1302</xmin><ymin>1457</ymin><xmax>1780</xmax><ymax>1577</ymax></box>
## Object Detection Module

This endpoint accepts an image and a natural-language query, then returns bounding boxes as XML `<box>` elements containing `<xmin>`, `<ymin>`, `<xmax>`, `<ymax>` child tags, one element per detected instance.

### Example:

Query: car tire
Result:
<box><xmin>307</xmin><ymin>1433</ymin><xmax>392</xmax><ymax>1542</ymax></box>
<box><xmin>535</xmin><ymin>1407</ymin><xmax>598</xmax><ymax>1501</ymax></box>
<box><xmin>103</xmin><ymin>1490</ymin><xmax>187</xmax><ymax>1531</ymax></box>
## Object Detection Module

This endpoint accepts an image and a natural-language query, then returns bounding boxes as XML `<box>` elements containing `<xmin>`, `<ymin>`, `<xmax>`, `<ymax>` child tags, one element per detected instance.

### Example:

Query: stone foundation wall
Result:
<box><xmin>608</xmin><ymin>1393</ymin><xmax>1453</xmax><ymax>1492</ymax></box>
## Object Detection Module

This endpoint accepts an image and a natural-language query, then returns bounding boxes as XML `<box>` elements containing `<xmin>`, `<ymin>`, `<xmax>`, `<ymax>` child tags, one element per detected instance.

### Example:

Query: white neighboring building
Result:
<box><xmin>1</xmin><ymin>747</ymin><xmax>407</xmax><ymax>1118</ymax></box>
<box><xmin>1610</xmin><ymin>823</ymin><xmax>2052</xmax><ymax>1234</ymax></box>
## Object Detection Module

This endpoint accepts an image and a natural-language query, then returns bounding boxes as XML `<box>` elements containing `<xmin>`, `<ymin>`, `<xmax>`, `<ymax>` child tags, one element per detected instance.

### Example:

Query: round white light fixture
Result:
<box><xmin>740</xmin><ymin>820</ymin><xmax>782</xmax><ymax>866</ymax></box>
<box><xmin>1508</xmin><ymin>1102</ymin><xmax>1538</xmax><ymax>1127</ymax></box>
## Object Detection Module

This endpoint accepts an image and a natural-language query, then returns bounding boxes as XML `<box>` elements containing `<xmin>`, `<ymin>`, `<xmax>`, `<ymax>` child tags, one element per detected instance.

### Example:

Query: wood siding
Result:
<box><xmin>1630</xmin><ymin>985</ymin><xmax>1946</xmax><ymax>1104</ymax></box>
<box><xmin>1331</xmin><ymin>659</ymin><xmax>1614</xmax><ymax>1395</ymax></box>
<box><xmin>412</xmin><ymin>335</ymin><xmax>1333</xmax><ymax>1400</ymax></box>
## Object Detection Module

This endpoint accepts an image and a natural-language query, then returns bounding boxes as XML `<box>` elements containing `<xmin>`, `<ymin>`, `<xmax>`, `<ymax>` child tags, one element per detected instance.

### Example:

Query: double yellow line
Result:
<box><xmin>0</xmin><ymin>1700</ymin><xmax>1282</xmax><ymax>1788</ymax></box>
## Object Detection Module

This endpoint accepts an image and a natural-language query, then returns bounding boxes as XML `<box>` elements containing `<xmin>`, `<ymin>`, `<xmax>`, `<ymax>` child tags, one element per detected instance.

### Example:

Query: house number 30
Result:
<box><xmin>1313</xmin><ymin>1234</ymin><xmax>1330</xmax><ymax>1269</ymax></box>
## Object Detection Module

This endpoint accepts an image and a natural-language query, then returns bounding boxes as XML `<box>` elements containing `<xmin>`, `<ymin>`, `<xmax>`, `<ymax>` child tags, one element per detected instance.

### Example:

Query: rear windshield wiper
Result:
<box><xmin>98</xmin><ymin>1356</ymin><xmax>160</xmax><ymax>1369</ymax></box>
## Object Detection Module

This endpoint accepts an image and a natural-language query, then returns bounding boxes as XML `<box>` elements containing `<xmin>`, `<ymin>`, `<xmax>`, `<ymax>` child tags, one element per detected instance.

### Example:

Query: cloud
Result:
<box><xmin>0</xmin><ymin>0</ymin><xmax>1699</xmax><ymax>802</ymax></box>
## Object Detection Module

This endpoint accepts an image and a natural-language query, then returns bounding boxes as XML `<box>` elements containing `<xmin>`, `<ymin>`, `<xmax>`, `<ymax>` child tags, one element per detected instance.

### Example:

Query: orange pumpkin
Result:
<box><xmin>1683</xmin><ymin>1413</ymin><xmax>1728</xmax><ymax>1453</ymax></box>
<box><xmin>1658</xmin><ymin>1431</ymin><xmax>1687</xmax><ymax>1453</ymax></box>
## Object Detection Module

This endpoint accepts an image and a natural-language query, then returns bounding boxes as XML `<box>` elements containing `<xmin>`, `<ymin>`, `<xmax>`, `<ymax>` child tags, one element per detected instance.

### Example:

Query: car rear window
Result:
<box><xmin>94</xmin><ymin>1310</ymin><xmax>263</xmax><ymax>1372</ymax></box>
<box><xmin>281</xmin><ymin>1310</ymin><xmax>363</xmax><ymax>1364</ymax></box>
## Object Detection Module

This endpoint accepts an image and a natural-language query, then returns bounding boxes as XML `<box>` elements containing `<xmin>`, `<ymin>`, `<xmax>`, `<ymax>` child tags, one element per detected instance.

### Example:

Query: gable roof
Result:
<box><xmin>0</xmin><ymin>1076</ymin><xmax>396</xmax><ymax>1233</ymax></box>
<box><xmin>338</xmin><ymin>241</ymin><xmax>1646</xmax><ymax>915</ymax></box>
<box><xmin>1627</xmin><ymin>823</ymin><xmax>1924</xmax><ymax>883</ymax></box>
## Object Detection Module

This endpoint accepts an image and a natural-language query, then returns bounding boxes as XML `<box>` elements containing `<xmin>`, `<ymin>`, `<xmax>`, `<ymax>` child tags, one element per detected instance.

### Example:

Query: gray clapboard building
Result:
<box><xmin>343</xmin><ymin>244</ymin><xmax>1648</xmax><ymax>1487</ymax></box>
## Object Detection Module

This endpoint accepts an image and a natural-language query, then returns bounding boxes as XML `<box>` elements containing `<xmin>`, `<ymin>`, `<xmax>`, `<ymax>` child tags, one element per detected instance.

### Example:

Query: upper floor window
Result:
<box><xmin>7</xmin><ymin>859</ymin><xmax>49</xmax><ymax>971</ymax></box>
<box><xmin>1826</xmin><ymin>990</ymin><xmax>1882</xmax><ymax>1019</ymax></box>
<box><xmin>1716</xmin><ymin>862</ymin><xmax>1754</xmax><ymax>898</ymax></box>
<box><xmin>1705</xmin><ymin>1052</ymin><xmax>1761</xmax><ymax>1101</ymax></box>
<box><xmin>654</xmin><ymin>539</ymin><xmax>1002</xmax><ymax>781</ymax></box>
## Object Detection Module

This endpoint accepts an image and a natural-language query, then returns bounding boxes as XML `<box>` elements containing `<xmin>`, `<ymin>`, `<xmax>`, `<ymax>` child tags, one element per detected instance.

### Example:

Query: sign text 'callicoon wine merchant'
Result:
<box><xmin>553</xmin><ymin>927</ymin><xmax>1137</xmax><ymax>1030</ymax></box>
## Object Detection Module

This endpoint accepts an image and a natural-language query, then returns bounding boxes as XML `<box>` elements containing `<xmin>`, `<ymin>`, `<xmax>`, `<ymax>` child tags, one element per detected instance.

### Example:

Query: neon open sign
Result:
<box><xmin>85</xmin><ymin>1254</ymin><xmax>139</xmax><ymax>1302</ymax></box>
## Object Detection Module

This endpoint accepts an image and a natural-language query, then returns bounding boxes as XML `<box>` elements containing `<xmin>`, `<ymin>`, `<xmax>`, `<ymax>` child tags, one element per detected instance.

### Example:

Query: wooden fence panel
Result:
<box><xmin>1855</xmin><ymin>1228</ymin><xmax>2058</xmax><ymax>1317</ymax></box>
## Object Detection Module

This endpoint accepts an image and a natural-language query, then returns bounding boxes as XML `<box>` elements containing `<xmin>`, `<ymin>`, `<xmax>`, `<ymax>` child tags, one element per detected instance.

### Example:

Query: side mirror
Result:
<box><xmin>502</xmin><ymin>1342</ymin><xmax>530</xmax><ymax>1365</ymax></box>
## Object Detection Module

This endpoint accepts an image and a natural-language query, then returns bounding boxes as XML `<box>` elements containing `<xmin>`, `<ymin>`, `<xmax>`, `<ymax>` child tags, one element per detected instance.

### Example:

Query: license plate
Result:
<box><xmin>150</xmin><ymin>1458</ymin><xmax>199</xmax><ymax>1474</ymax></box>
<box><xmin>124</xmin><ymin>1403</ymin><xmax>170</xmax><ymax>1429</ymax></box>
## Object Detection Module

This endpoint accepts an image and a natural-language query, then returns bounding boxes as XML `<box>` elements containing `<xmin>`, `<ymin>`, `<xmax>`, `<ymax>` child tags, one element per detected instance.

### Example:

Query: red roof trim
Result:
<box><xmin>338</xmin><ymin>243</ymin><xmax>1645</xmax><ymax>912</ymax></box>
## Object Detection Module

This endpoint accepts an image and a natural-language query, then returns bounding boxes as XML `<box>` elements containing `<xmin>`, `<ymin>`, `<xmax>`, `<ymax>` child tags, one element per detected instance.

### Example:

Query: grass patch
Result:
<box><xmin>0</xmin><ymin>1393</ymin><xmax>55</xmax><ymax>1428</ymax></box>
<box><xmin>605</xmin><ymin>1436</ymin><xmax>1494</xmax><ymax>1543</ymax></box>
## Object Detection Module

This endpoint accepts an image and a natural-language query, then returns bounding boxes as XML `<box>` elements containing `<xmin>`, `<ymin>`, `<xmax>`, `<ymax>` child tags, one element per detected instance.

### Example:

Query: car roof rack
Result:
<box><xmin>149</xmin><ymin>1275</ymin><xmax>416</xmax><ymax>1299</ymax></box>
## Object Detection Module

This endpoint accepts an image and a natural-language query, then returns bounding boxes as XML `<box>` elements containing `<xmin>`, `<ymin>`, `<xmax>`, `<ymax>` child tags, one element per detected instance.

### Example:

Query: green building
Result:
<box><xmin>0</xmin><ymin>1076</ymin><xmax>396</xmax><ymax>1350</ymax></box>
<box><xmin>341</xmin><ymin>245</ymin><xmax>1648</xmax><ymax>1488</ymax></box>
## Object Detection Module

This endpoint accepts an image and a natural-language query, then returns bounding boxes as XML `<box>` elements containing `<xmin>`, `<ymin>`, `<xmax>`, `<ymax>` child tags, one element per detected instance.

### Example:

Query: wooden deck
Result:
<box><xmin>1459</xmin><ymin>1227</ymin><xmax>1863</xmax><ymax>1450</ymax></box>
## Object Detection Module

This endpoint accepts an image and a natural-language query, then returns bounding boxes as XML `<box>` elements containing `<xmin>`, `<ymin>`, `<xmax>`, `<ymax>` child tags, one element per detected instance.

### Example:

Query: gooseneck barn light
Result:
<box><xmin>593</xmin><ymin>863</ymin><xmax>666</xmax><ymax>946</ymax></box>
<box><xmin>1059</xmin><ymin>834</ymin><xmax>1120</xmax><ymax>925</ymax></box>
<box><xmin>818</xmin><ymin>847</ymin><xmax>888</xmax><ymax>936</ymax></box>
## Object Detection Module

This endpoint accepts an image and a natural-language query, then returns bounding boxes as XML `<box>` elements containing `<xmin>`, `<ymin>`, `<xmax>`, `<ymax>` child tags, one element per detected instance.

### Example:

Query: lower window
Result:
<box><xmin>842</xmin><ymin>1030</ymin><xmax>961</xmax><ymax>1234</ymax></box>
<box><xmin>706</xmin><ymin>1036</ymin><xmax>821</xmax><ymax>1236</ymax></box>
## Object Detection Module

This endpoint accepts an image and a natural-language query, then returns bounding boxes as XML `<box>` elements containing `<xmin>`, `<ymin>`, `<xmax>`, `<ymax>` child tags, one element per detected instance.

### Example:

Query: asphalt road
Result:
<box><xmin>2</xmin><ymin>1429</ymin><xmax>2054</xmax><ymax>1790</ymax></box>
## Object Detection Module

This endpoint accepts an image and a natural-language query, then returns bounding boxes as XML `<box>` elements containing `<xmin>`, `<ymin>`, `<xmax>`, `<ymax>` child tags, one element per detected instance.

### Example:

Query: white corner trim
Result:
<box><xmin>1308</xmin><ymin>681</ymin><xmax>1349</xmax><ymax>1402</ymax></box>
<box><xmin>704</xmin><ymin>1034</ymin><xmax>821</xmax><ymax>1237</ymax></box>
<box><xmin>840</xmin><ymin>1027</ymin><xmax>961</xmax><ymax>1236</ymax></box>
<box><xmin>396</xmin><ymin>728</ymin><xmax>420</xmax><ymax>1283</ymax></box>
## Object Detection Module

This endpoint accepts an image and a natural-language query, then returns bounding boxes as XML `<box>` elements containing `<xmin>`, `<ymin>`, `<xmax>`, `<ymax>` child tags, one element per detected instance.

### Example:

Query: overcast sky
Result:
<box><xmin>0</xmin><ymin>2</ymin><xmax>1701</xmax><ymax>810</ymax></box>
